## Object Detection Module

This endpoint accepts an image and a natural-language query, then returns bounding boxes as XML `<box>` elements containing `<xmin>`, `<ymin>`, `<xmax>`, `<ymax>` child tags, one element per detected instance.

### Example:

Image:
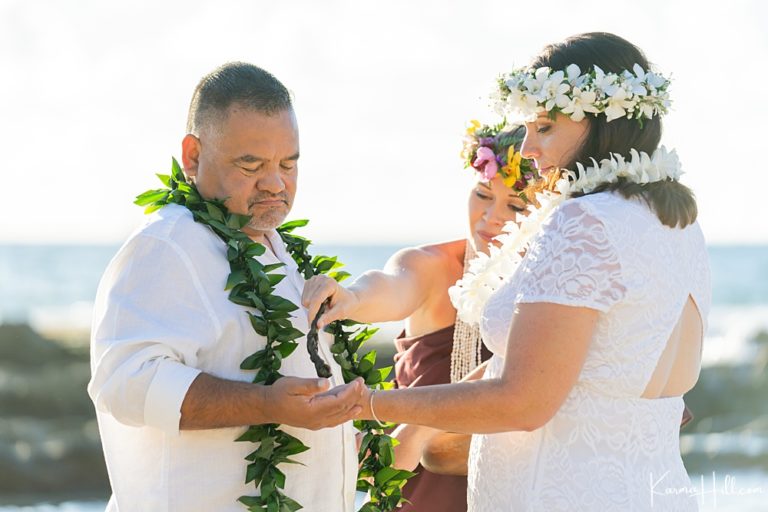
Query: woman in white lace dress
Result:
<box><xmin>333</xmin><ymin>33</ymin><xmax>709</xmax><ymax>510</ymax></box>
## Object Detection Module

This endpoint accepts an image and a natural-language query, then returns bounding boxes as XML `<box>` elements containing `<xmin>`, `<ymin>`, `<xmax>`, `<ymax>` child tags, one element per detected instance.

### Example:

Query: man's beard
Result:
<box><xmin>246</xmin><ymin>193</ymin><xmax>291</xmax><ymax>231</ymax></box>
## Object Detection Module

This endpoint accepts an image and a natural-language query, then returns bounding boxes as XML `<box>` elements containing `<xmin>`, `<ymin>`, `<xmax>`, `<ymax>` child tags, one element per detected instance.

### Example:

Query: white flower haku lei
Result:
<box><xmin>491</xmin><ymin>63</ymin><xmax>671</xmax><ymax>123</ymax></box>
<box><xmin>449</xmin><ymin>146</ymin><xmax>682</xmax><ymax>326</ymax></box>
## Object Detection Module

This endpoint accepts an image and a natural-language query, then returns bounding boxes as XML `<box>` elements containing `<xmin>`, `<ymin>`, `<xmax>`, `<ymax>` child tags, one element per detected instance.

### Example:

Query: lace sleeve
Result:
<box><xmin>515</xmin><ymin>198</ymin><xmax>626</xmax><ymax>312</ymax></box>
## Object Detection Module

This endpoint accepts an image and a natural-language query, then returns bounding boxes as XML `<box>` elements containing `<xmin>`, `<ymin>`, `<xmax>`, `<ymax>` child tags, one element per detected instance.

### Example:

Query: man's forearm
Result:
<box><xmin>180</xmin><ymin>373</ymin><xmax>364</xmax><ymax>431</ymax></box>
<box><xmin>179</xmin><ymin>373</ymin><xmax>268</xmax><ymax>430</ymax></box>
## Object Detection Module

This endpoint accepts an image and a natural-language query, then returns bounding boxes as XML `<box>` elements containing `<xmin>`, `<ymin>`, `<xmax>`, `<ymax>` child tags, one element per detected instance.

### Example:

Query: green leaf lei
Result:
<box><xmin>135</xmin><ymin>158</ymin><xmax>414</xmax><ymax>512</ymax></box>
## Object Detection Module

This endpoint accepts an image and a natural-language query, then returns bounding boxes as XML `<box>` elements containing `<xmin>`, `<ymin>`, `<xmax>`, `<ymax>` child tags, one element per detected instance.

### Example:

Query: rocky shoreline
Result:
<box><xmin>0</xmin><ymin>324</ymin><xmax>108</xmax><ymax>505</ymax></box>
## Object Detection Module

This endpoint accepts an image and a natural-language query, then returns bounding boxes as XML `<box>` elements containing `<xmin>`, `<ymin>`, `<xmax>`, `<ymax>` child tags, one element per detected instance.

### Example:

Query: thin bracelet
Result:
<box><xmin>369</xmin><ymin>388</ymin><xmax>386</xmax><ymax>428</ymax></box>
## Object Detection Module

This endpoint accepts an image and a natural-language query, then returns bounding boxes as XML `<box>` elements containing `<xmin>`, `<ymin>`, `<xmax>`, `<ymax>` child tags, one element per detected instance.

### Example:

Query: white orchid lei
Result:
<box><xmin>492</xmin><ymin>63</ymin><xmax>671</xmax><ymax>124</ymax></box>
<box><xmin>448</xmin><ymin>146</ymin><xmax>682</xmax><ymax>326</ymax></box>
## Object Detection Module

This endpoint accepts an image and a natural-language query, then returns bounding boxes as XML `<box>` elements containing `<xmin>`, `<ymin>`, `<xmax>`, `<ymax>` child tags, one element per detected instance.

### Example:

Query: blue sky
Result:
<box><xmin>2</xmin><ymin>0</ymin><xmax>766</xmax><ymax>244</ymax></box>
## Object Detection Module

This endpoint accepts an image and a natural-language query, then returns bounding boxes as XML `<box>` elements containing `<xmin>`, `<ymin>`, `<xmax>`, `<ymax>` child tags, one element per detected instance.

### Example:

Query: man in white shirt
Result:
<box><xmin>88</xmin><ymin>62</ymin><xmax>361</xmax><ymax>511</ymax></box>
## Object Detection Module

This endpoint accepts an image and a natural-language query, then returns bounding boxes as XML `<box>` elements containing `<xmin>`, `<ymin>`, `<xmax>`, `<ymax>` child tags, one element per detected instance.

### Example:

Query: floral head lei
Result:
<box><xmin>492</xmin><ymin>63</ymin><xmax>671</xmax><ymax>124</ymax></box>
<box><xmin>461</xmin><ymin>120</ymin><xmax>540</xmax><ymax>194</ymax></box>
<box><xmin>450</xmin><ymin>63</ymin><xmax>681</xmax><ymax>326</ymax></box>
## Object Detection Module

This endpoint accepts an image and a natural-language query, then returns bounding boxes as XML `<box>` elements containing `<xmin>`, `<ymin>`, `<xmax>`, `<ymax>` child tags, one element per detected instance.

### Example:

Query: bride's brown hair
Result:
<box><xmin>531</xmin><ymin>32</ymin><xmax>697</xmax><ymax>228</ymax></box>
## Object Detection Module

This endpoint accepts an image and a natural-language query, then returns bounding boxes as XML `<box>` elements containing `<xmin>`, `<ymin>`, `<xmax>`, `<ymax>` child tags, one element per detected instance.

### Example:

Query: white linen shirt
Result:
<box><xmin>88</xmin><ymin>204</ymin><xmax>357</xmax><ymax>512</ymax></box>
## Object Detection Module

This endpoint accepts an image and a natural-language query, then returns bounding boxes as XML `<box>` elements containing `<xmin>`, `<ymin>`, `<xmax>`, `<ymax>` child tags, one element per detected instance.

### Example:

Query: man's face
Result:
<box><xmin>182</xmin><ymin>105</ymin><xmax>299</xmax><ymax>241</ymax></box>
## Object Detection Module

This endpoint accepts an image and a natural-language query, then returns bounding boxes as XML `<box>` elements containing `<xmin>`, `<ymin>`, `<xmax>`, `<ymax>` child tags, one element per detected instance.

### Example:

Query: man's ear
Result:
<box><xmin>181</xmin><ymin>134</ymin><xmax>201</xmax><ymax>180</ymax></box>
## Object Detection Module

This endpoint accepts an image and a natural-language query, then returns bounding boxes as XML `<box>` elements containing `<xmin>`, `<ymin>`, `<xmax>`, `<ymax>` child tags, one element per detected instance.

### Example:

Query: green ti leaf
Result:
<box><xmin>134</xmin><ymin>188</ymin><xmax>169</xmax><ymax>207</ymax></box>
<box><xmin>277</xmin><ymin>219</ymin><xmax>309</xmax><ymax>232</ymax></box>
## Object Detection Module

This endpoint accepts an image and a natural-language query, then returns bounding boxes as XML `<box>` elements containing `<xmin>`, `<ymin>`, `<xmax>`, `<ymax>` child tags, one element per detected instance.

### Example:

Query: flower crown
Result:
<box><xmin>492</xmin><ymin>63</ymin><xmax>671</xmax><ymax>124</ymax></box>
<box><xmin>461</xmin><ymin>120</ymin><xmax>539</xmax><ymax>194</ymax></box>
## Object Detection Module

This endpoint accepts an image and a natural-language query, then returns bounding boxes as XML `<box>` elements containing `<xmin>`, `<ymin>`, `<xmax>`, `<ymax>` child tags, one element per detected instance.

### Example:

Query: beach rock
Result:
<box><xmin>0</xmin><ymin>324</ymin><xmax>108</xmax><ymax>503</ymax></box>
<box><xmin>0</xmin><ymin>324</ymin><xmax>75</xmax><ymax>367</ymax></box>
<box><xmin>0</xmin><ymin>417</ymin><xmax>108</xmax><ymax>502</ymax></box>
<box><xmin>0</xmin><ymin>324</ymin><xmax>92</xmax><ymax>418</ymax></box>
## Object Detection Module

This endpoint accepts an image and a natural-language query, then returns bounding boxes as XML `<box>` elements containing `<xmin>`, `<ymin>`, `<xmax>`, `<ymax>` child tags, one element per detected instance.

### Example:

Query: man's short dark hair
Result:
<box><xmin>186</xmin><ymin>62</ymin><xmax>293</xmax><ymax>134</ymax></box>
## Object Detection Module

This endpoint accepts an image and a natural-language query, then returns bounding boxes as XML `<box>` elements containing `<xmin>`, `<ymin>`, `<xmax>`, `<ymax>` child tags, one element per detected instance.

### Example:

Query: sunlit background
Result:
<box><xmin>1</xmin><ymin>0</ymin><xmax>767</xmax><ymax>510</ymax></box>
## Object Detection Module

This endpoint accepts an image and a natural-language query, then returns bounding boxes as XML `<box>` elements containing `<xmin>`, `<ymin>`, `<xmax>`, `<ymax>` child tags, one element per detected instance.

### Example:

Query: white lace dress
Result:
<box><xmin>468</xmin><ymin>192</ymin><xmax>710</xmax><ymax>511</ymax></box>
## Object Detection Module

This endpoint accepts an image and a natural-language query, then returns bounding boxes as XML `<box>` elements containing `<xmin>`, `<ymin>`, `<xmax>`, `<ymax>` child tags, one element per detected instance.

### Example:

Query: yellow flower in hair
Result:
<box><xmin>502</xmin><ymin>147</ymin><xmax>522</xmax><ymax>188</ymax></box>
<box><xmin>502</xmin><ymin>173</ymin><xmax>517</xmax><ymax>188</ymax></box>
<box><xmin>461</xmin><ymin>120</ymin><xmax>483</xmax><ymax>161</ymax></box>
<box><xmin>466</xmin><ymin>119</ymin><xmax>481</xmax><ymax>136</ymax></box>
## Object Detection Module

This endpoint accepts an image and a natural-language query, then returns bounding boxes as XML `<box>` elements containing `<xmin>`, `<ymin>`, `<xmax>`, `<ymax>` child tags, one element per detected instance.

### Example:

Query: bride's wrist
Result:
<box><xmin>366</xmin><ymin>388</ymin><xmax>387</xmax><ymax>426</ymax></box>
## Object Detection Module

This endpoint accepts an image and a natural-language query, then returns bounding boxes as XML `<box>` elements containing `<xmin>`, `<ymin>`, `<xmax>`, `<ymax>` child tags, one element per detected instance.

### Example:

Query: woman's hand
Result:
<box><xmin>301</xmin><ymin>274</ymin><xmax>361</xmax><ymax>328</ymax></box>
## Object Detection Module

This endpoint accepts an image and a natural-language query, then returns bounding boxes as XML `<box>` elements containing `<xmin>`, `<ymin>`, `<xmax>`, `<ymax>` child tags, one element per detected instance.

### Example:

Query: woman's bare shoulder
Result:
<box><xmin>386</xmin><ymin>239</ymin><xmax>466</xmax><ymax>276</ymax></box>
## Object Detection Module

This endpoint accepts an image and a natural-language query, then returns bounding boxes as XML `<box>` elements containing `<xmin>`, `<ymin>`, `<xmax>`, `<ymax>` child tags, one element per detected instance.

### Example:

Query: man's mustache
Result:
<box><xmin>248</xmin><ymin>193</ymin><xmax>289</xmax><ymax>208</ymax></box>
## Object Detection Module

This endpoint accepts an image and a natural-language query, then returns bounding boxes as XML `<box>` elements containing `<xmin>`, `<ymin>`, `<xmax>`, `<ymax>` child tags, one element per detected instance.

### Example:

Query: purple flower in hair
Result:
<box><xmin>478</xmin><ymin>137</ymin><xmax>495</xmax><ymax>147</ymax></box>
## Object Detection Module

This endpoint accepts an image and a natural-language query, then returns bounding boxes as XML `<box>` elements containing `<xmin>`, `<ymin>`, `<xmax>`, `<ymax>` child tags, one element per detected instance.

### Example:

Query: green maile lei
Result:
<box><xmin>135</xmin><ymin>158</ymin><xmax>414</xmax><ymax>512</ymax></box>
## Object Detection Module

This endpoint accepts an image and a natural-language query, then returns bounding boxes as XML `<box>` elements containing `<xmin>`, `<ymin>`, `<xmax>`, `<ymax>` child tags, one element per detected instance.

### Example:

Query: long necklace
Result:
<box><xmin>450</xmin><ymin>242</ymin><xmax>484</xmax><ymax>383</ymax></box>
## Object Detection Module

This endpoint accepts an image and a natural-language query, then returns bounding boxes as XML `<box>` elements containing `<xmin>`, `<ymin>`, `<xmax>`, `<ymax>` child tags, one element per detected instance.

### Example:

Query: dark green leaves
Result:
<box><xmin>322</xmin><ymin>317</ymin><xmax>411</xmax><ymax>510</ymax></box>
<box><xmin>276</xmin><ymin>219</ymin><xmax>309</xmax><ymax>232</ymax></box>
<box><xmin>279</xmin><ymin>223</ymin><xmax>414</xmax><ymax>508</ymax></box>
<box><xmin>355</xmin><ymin>426</ymin><xmax>415</xmax><ymax>510</ymax></box>
<box><xmin>330</xmin><ymin>270</ymin><xmax>352</xmax><ymax>283</ymax></box>
<box><xmin>226</xmin><ymin>270</ymin><xmax>247</xmax><ymax>290</ymax></box>
<box><xmin>156</xmin><ymin>173</ymin><xmax>172</xmax><ymax>187</ymax></box>
<box><xmin>263</xmin><ymin>295</ymin><xmax>298</xmax><ymax>313</ymax></box>
<box><xmin>170</xmin><ymin>157</ymin><xmax>185</xmax><ymax>184</ymax></box>
<box><xmin>206</xmin><ymin>202</ymin><xmax>225</xmax><ymax>222</ymax></box>
<box><xmin>312</xmin><ymin>255</ymin><xmax>343</xmax><ymax>274</ymax></box>
<box><xmin>134</xmin><ymin>189</ymin><xmax>170</xmax><ymax>213</ymax></box>
<box><xmin>246</xmin><ymin>243</ymin><xmax>267</xmax><ymax>258</ymax></box>
<box><xmin>228</xmin><ymin>213</ymin><xmax>252</xmax><ymax>230</ymax></box>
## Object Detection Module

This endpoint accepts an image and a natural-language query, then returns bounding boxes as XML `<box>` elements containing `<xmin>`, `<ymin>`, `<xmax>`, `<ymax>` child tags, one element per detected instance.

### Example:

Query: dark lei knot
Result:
<box><xmin>135</xmin><ymin>158</ymin><xmax>414</xmax><ymax>512</ymax></box>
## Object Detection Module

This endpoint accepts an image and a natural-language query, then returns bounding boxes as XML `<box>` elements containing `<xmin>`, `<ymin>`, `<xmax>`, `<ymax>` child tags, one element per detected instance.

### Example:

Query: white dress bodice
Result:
<box><xmin>468</xmin><ymin>192</ymin><xmax>710</xmax><ymax>511</ymax></box>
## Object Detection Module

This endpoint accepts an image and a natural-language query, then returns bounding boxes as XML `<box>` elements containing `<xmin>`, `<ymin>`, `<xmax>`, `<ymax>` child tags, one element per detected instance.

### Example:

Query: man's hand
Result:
<box><xmin>266</xmin><ymin>376</ymin><xmax>365</xmax><ymax>430</ymax></box>
<box><xmin>301</xmin><ymin>274</ymin><xmax>361</xmax><ymax>328</ymax></box>
<box><xmin>179</xmin><ymin>373</ymin><xmax>364</xmax><ymax>430</ymax></box>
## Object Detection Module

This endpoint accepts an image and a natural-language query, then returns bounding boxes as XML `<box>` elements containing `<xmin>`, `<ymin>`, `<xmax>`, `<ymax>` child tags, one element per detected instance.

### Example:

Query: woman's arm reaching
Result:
<box><xmin>357</xmin><ymin>303</ymin><xmax>599</xmax><ymax>434</ymax></box>
<box><xmin>302</xmin><ymin>247</ymin><xmax>445</xmax><ymax>326</ymax></box>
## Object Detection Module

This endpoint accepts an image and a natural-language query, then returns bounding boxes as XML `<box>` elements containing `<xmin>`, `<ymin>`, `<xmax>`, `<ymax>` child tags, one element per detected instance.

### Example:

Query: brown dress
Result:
<box><xmin>393</xmin><ymin>325</ymin><xmax>492</xmax><ymax>512</ymax></box>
